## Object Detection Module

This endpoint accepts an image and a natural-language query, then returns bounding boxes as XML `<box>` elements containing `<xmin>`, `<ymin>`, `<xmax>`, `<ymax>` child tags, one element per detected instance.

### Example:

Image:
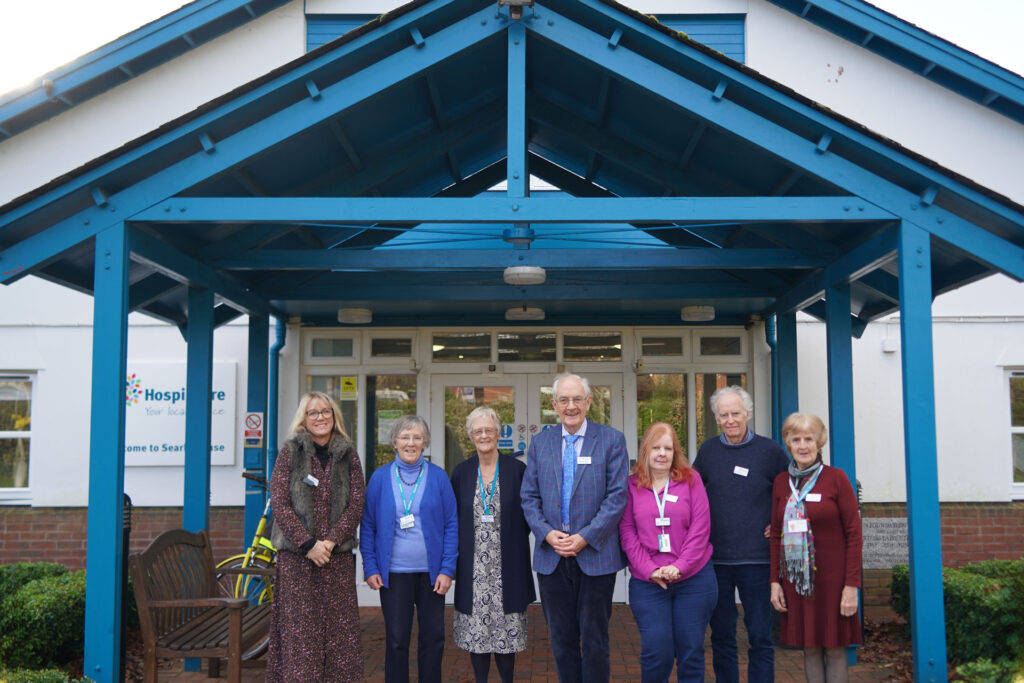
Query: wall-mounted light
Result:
<box><xmin>503</xmin><ymin>266</ymin><xmax>546</xmax><ymax>286</ymax></box>
<box><xmin>505</xmin><ymin>306</ymin><xmax>545</xmax><ymax>321</ymax></box>
<box><xmin>681</xmin><ymin>305</ymin><xmax>715</xmax><ymax>322</ymax></box>
<box><xmin>337</xmin><ymin>307</ymin><xmax>372</xmax><ymax>324</ymax></box>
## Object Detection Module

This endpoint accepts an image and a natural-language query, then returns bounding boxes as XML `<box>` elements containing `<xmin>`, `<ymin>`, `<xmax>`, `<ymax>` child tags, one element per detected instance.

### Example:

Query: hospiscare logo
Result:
<box><xmin>126</xmin><ymin>373</ymin><xmax>142</xmax><ymax>406</ymax></box>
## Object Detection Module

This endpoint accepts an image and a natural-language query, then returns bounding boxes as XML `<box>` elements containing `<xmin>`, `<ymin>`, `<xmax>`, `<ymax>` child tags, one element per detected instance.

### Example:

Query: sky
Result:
<box><xmin>0</xmin><ymin>0</ymin><xmax>1021</xmax><ymax>96</ymax></box>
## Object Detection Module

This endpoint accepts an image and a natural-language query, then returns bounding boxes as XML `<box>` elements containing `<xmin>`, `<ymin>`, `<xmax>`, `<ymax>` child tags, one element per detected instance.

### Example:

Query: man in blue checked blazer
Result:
<box><xmin>521</xmin><ymin>372</ymin><xmax>629</xmax><ymax>683</ymax></box>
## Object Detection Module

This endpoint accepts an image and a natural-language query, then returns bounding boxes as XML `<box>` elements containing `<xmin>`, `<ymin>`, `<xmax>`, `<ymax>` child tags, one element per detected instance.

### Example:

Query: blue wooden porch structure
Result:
<box><xmin>2</xmin><ymin>0</ymin><xmax>1024</xmax><ymax>680</ymax></box>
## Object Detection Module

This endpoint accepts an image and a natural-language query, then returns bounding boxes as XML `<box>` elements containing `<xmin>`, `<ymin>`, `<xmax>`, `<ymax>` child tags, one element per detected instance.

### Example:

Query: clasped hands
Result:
<box><xmin>545</xmin><ymin>530</ymin><xmax>588</xmax><ymax>558</ymax></box>
<box><xmin>649</xmin><ymin>565</ymin><xmax>681</xmax><ymax>589</ymax></box>
<box><xmin>305</xmin><ymin>539</ymin><xmax>336</xmax><ymax>567</ymax></box>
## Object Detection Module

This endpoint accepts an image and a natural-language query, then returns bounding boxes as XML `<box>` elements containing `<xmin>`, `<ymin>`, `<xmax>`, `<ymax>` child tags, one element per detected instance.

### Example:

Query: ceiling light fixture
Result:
<box><xmin>681</xmin><ymin>305</ymin><xmax>715</xmax><ymax>322</ymax></box>
<box><xmin>503</xmin><ymin>266</ymin><xmax>546</xmax><ymax>285</ymax></box>
<box><xmin>337</xmin><ymin>307</ymin><xmax>372</xmax><ymax>324</ymax></box>
<box><xmin>505</xmin><ymin>306</ymin><xmax>545</xmax><ymax>321</ymax></box>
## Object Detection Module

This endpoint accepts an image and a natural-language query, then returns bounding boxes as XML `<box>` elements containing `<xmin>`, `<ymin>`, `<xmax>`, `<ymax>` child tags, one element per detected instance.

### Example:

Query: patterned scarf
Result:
<box><xmin>782</xmin><ymin>461</ymin><xmax>823</xmax><ymax>597</ymax></box>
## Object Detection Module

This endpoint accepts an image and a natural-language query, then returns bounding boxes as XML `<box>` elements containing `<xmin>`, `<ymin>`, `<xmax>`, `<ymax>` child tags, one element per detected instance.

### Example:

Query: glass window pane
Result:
<box><xmin>1011</xmin><ymin>377</ymin><xmax>1024</xmax><ymax>427</ymax></box>
<box><xmin>699</xmin><ymin>336</ymin><xmax>742</xmax><ymax>356</ymax></box>
<box><xmin>695</xmin><ymin>373</ymin><xmax>747</xmax><ymax>446</ymax></box>
<box><xmin>641</xmin><ymin>336</ymin><xmax>683</xmax><ymax>356</ymax></box>
<box><xmin>305</xmin><ymin>375</ymin><xmax>359</xmax><ymax>450</ymax></box>
<box><xmin>0</xmin><ymin>438</ymin><xmax>30</xmax><ymax>488</ymax></box>
<box><xmin>1014</xmin><ymin>434</ymin><xmax>1024</xmax><ymax>483</ymax></box>
<box><xmin>366</xmin><ymin>375</ymin><xmax>417</xmax><ymax>476</ymax></box>
<box><xmin>563</xmin><ymin>332</ymin><xmax>622</xmax><ymax>361</ymax></box>
<box><xmin>498</xmin><ymin>332</ymin><xmax>556</xmax><ymax>361</ymax></box>
<box><xmin>371</xmin><ymin>338</ymin><xmax>412</xmax><ymax>358</ymax></box>
<box><xmin>311</xmin><ymin>338</ymin><xmax>354</xmax><ymax>358</ymax></box>
<box><xmin>636</xmin><ymin>374</ymin><xmax>687</xmax><ymax>456</ymax></box>
<box><xmin>0</xmin><ymin>379</ymin><xmax>31</xmax><ymax>431</ymax></box>
<box><xmin>443</xmin><ymin>386</ymin><xmax>516</xmax><ymax>474</ymax></box>
<box><xmin>432</xmin><ymin>333</ymin><xmax>491</xmax><ymax>362</ymax></box>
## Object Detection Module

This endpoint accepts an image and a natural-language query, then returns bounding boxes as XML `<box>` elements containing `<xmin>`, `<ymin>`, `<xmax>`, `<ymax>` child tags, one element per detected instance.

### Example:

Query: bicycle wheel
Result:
<box><xmin>214</xmin><ymin>554</ymin><xmax>274</xmax><ymax>660</ymax></box>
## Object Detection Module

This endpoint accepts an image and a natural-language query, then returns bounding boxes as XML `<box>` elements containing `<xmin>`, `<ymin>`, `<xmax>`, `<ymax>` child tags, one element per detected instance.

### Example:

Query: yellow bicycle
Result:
<box><xmin>215</xmin><ymin>472</ymin><xmax>276</xmax><ymax>659</ymax></box>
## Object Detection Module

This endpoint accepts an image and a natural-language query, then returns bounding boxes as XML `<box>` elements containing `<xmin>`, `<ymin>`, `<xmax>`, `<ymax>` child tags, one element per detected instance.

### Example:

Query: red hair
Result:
<box><xmin>633</xmin><ymin>422</ymin><xmax>693</xmax><ymax>489</ymax></box>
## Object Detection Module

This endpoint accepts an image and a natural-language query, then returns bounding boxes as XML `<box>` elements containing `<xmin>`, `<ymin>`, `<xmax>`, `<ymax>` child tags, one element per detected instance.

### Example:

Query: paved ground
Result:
<box><xmin>156</xmin><ymin>605</ymin><xmax>893</xmax><ymax>681</ymax></box>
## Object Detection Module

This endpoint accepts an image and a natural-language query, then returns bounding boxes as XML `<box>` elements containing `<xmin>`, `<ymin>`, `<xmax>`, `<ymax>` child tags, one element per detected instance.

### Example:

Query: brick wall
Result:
<box><xmin>2</xmin><ymin>502</ymin><xmax>1022</xmax><ymax>620</ymax></box>
<box><xmin>0</xmin><ymin>506</ymin><xmax>246</xmax><ymax>569</ymax></box>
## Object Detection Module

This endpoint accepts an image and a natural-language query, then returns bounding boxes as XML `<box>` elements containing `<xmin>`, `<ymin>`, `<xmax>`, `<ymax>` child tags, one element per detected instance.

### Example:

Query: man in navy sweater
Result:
<box><xmin>693</xmin><ymin>386</ymin><xmax>790</xmax><ymax>683</ymax></box>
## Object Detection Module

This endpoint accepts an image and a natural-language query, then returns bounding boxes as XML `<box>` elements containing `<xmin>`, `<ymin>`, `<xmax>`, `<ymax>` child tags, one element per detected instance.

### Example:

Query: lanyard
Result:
<box><xmin>477</xmin><ymin>457</ymin><xmax>500</xmax><ymax>516</ymax></box>
<box><xmin>395</xmin><ymin>463</ymin><xmax>424</xmax><ymax>516</ymax></box>
<box><xmin>788</xmin><ymin>464</ymin><xmax>823</xmax><ymax>503</ymax></box>
<box><xmin>652</xmin><ymin>481</ymin><xmax>670</xmax><ymax>523</ymax></box>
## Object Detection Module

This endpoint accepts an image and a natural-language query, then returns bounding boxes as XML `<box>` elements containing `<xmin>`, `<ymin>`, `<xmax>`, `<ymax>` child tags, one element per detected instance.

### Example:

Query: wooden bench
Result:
<box><xmin>129</xmin><ymin>529</ymin><xmax>273</xmax><ymax>682</ymax></box>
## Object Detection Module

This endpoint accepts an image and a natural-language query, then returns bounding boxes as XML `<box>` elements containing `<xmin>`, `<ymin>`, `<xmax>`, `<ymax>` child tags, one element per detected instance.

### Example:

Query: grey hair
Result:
<box><xmin>552</xmin><ymin>372</ymin><xmax>592</xmax><ymax>399</ymax></box>
<box><xmin>466</xmin><ymin>406</ymin><xmax>502</xmax><ymax>437</ymax></box>
<box><xmin>388</xmin><ymin>414</ymin><xmax>431</xmax><ymax>448</ymax></box>
<box><xmin>709</xmin><ymin>385</ymin><xmax>753</xmax><ymax>415</ymax></box>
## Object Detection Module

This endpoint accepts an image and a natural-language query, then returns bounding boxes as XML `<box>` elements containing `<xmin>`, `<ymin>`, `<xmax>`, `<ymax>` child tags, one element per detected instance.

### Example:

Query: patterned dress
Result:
<box><xmin>453</xmin><ymin>478</ymin><xmax>528</xmax><ymax>654</ymax></box>
<box><xmin>266</xmin><ymin>440</ymin><xmax>365</xmax><ymax>682</ymax></box>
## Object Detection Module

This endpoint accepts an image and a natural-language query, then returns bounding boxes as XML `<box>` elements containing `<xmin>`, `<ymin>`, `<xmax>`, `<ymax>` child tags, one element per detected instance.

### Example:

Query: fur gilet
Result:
<box><xmin>270</xmin><ymin>431</ymin><xmax>358</xmax><ymax>554</ymax></box>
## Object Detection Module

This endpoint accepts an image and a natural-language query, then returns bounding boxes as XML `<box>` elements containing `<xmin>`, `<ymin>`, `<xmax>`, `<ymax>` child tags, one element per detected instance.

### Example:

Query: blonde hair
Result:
<box><xmin>781</xmin><ymin>412</ymin><xmax>827</xmax><ymax>460</ymax></box>
<box><xmin>287</xmin><ymin>391</ymin><xmax>349</xmax><ymax>439</ymax></box>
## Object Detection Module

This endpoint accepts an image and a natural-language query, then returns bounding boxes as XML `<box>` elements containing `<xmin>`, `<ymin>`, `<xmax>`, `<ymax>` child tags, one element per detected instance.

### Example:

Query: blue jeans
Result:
<box><xmin>709</xmin><ymin>563</ymin><xmax>774</xmax><ymax>683</ymax></box>
<box><xmin>537</xmin><ymin>557</ymin><xmax>617</xmax><ymax>683</ymax></box>
<box><xmin>628</xmin><ymin>562</ymin><xmax>718</xmax><ymax>682</ymax></box>
<box><xmin>379</xmin><ymin>572</ymin><xmax>445</xmax><ymax>683</ymax></box>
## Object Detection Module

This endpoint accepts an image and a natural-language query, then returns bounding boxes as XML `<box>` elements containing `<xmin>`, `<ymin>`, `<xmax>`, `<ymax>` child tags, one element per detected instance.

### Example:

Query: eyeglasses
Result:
<box><xmin>554</xmin><ymin>396</ymin><xmax>588</xmax><ymax>406</ymax></box>
<box><xmin>305</xmin><ymin>409</ymin><xmax>333</xmax><ymax>419</ymax></box>
<box><xmin>471</xmin><ymin>427</ymin><xmax>497</xmax><ymax>437</ymax></box>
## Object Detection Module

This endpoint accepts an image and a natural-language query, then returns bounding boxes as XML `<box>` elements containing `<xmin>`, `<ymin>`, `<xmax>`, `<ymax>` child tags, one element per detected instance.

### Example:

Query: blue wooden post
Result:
<box><xmin>897</xmin><ymin>222</ymin><xmax>947</xmax><ymax>681</ymax></box>
<box><xmin>825</xmin><ymin>284</ymin><xmax>856</xmax><ymax>482</ymax></box>
<box><xmin>776</xmin><ymin>311</ymin><xmax>799</xmax><ymax>426</ymax></box>
<box><xmin>244</xmin><ymin>315</ymin><xmax>269</xmax><ymax>544</ymax></box>
<box><xmin>183</xmin><ymin>287</ymin><xmax>215</xmax><ymax>533</ymax></box>
<box><xmin>507</xmin><ymin>18</ymin><xmax>527</xmax><ymax>200</ymax></box>
<box><xmin>84</xmin><ymin>222</ymin><xmax>130</xmax><ymax>683</ymax></box>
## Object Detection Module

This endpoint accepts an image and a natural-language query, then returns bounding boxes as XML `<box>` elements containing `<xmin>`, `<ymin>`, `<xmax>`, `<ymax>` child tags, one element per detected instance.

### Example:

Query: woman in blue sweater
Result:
<box><xmin>361</xmin><ymin>415</ymin><xmax>458</xmax><ymax>683</ymax></box>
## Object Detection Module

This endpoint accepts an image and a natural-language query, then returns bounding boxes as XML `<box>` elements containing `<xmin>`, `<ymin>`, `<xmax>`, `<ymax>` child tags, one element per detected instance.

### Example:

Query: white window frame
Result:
<box><xmin>0</xmin><ymin>374</ymin><xmax>33</xmax><ymax>504</ymax></box>
<box><xmin>304</xmin><ymin>331</ymin><xmax>361</xmax><ymax>365</ymax></box>
<box><xmin>694</xmin><ymin>328</ymin><xmax>749</xmax><ymax>361</ymax></box>
<box><xmin>1008</xmin><ymin>369</ymin><xmax>1024</xmax><ymax>500</ymax></box>
<box><xmin>365</xmin><ymin>330</ymin><xmax>418</xmax><ymax>366</ymax></box>
<box><xmin>634</xmin><ymin>329</ymin><xmax>692</xmax><ymax>364</ymax></box>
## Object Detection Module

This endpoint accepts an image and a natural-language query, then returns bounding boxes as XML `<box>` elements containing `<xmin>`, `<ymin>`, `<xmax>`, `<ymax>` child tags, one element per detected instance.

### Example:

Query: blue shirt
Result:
<box><xmin>389</xmin><ymin>459</ymin><xmax>429</xmax><ymax>573</ymax></box>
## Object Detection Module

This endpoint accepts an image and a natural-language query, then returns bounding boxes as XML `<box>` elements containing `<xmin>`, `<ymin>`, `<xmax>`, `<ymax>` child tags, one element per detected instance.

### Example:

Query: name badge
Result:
<box><xmin>577</xmin><ymin>456</ymin><xmax>592</xmax><ymax>465</ymax></box>
<box><xmin>788</xmin><ymin>519</ymin><xmax>808</xmax><ymax>533</ymax></box>
<box><xmin>400</xmin><ymin>514</ymin><xmax>416</xmax><ymax>529</ymax></box>
<box><xmin>481</xmin><ymin>514</ymin><xmax>495</xmax><ymax>523</ymax></box>
<box><xmin>303</xmin><ymin>474</ymin><xmax>320</xmax><ymax>487</ymax></box>
<box><xmin>806</xmin><ymin>493</ymin><xmax>822</xmax><ymax>502</ymax></box>
<box><xmin>658</xmin><ymin>534</ymin><xmax>671</xmax><ymax>553</ymax></box>
<box><xmin>664</xmin><ymin>493</ymin><xmax>679</xmax><ymax>503</ymax></box>
<box><xmin>655</xmin><ymin>517</ymin><xmax>671</xmax><ymax>527</ymax></box>
<box><xmin>733</xmin><ymin>466</ymin><xmax>749</xmax><ymax>477</ymax></box>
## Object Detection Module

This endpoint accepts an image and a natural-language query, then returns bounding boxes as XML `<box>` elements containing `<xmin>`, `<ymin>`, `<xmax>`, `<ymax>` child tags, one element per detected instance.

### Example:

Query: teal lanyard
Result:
<box><xmin>395</xmin><ymin>463</ymin><xmax>424</xmax><ymax>516</ymax></box>
<box><xmin>477</xmin><ymin>457</ymin><xmax>499</xmax><ymax>516</ymax></box>
<box><xmin>788</xmin><ymin>464</ymin><xmax>823</xmax><ymax>504</ymax></box>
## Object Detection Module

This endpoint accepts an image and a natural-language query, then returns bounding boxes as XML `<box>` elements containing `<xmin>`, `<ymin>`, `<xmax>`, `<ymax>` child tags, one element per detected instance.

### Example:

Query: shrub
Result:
<box><xmin>0</xmin><ymin>572</ymin><xmax>86</xmax><ymax>669</ymax></box>
<box><xmin>954</xmin><ymin>657</ymin><xmax>1024</xmax><ymax>683</ymax></box>
<box><xmin>0</xmin><ymin>564</ymin><xmax>68</xmax><ymax>603</ymax></box>
<box><xmin>0</xmin><ymin>670</ymin><xmax>91</xmax><ymax>683</ymax></box>
<box><xmin>890</xmin><ymin>561</ymin><xmax>1024</xmax><ymax>665</ymax></box>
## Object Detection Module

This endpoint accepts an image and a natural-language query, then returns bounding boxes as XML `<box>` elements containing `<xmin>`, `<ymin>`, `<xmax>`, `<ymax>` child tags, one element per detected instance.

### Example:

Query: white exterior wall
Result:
<box><xmin>1</xmin><ymin>0</ymin><xmax>1023</xmax><ymax>507</ymax></box>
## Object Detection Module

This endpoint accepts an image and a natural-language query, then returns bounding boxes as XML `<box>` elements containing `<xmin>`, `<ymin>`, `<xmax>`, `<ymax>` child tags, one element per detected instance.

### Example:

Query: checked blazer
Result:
<box><xmin>520</xmin><ymin>420</ymin><xmax>629</xmax><ymax>576</ymax></box>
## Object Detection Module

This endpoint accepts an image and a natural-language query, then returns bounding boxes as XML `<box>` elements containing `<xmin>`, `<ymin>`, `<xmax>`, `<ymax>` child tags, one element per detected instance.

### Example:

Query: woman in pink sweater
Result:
<box><xmin>620</xmin><ymin>422</ymin><xmax>717</xmax><ymax>682</ymax></box>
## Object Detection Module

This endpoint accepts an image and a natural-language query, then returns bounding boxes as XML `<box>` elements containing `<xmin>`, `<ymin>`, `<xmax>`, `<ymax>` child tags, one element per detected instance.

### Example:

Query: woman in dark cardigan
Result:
<box><xmin>266</xmin><ymin>391</ymin><xmax>365</xmax><ymax>682</ymax></box>
<box><xmin>450</xmin><ymin>406</ymin><xmax>535</xmax><ymax>683</ymax></box>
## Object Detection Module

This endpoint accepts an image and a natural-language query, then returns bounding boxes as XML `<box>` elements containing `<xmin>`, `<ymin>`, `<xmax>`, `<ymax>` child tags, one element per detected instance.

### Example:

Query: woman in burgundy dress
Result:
<box><xmin>266</xmin><ymin>391</ymin><xmax>366</xmax><ymax>681</ymax></box>
<box><xmin>770</xmin><ymin>413</ymin><xmax>861</xmax><ymax>683</ymax></box>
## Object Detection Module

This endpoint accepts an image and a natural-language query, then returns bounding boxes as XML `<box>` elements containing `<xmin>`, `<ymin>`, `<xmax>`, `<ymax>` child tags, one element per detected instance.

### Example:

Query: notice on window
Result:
<box><xmin>341</xmin><ymin>376</ymin><xmax>358</xmax><ymax>401</ymax></box>
<box><xmin>862</xmin><ymin>518</ymin><xmax>909</xmax><ymax>569</ymax></box>
<box><xmin>377</xmin><ymin>410</ymin><xmax>402</xmax><ymax>444</ymax></box>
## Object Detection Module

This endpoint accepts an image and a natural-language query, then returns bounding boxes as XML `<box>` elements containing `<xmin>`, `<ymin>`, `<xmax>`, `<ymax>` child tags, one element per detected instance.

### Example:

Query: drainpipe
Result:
<box><xmin>267</xmin><ymin>318</ymin><xmax>287</xmax><ymax>478</ymax></box>
<box><xmin>765</xmin><ymin>315</ymin><xmax>780</xmax><ymax>441</ymax></box>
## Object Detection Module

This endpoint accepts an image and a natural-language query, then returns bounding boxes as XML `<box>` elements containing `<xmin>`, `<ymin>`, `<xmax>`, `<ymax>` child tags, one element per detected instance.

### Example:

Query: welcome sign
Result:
<box><xmin>124</xmin><ymin>362</ymin><xmax>237</xmax><ymax>466</ymax></box>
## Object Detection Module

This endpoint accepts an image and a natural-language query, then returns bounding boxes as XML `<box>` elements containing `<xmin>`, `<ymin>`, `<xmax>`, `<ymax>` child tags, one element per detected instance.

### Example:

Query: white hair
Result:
<box><xmin>709</xmin><ymin>385</ymin><xmax>753</xmax><ymax>415</ymax></box>
<box><xmin>552</xmin><ymin>372</ymin><xmax>592</xmax><ymax>399</ymax></box>
<box><xmin>466</xmin><ymin>406</ymin><xmax>501</xmax><ymax>436</ymax></box>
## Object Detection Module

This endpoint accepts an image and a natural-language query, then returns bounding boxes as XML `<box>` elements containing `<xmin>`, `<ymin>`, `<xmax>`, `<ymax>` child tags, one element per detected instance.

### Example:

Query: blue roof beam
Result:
<box><xmin>209</xmin><ymin>246</ymin><xmax>826</xmax><ymax>271</ymax></box>
<box><xmin>132</xmin><ymin>196</ymin><xmax>895</xmax><ymax>224</ymax></box>
<box><xmin>0</xmin><ymin>7</ymin><xmax>506</xmax><ymax>286</ymax></box>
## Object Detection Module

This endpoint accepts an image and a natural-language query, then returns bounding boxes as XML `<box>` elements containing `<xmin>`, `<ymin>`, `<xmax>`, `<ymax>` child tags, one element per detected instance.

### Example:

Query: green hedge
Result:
<box><xmin>0</xmin><ymin>572</ymin><xmax>86</xmax><ymax>669</ymax></box>
<box><xmin>0</xmin><ymin>564</ymin><xmax>68</xmax><ymax>601</ymax></box>
<box><xmin>890</xmin><ymin>560</ymin><xmax>1024</xmax><ymax>665</ymax></box>
<box><xmin>0</xmin><ymin>671</ymin><xmax>90</xmax><ymax>683</ymax></box>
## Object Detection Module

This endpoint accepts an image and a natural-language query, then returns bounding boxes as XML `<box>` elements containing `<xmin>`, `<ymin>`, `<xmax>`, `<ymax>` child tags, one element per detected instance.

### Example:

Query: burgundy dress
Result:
<box><xmin>266</xmin><ymin>439</ymin><xmax>365</xmax><ymax>682</ymax></box>
<box><xmin>770</xmin><ymin>465</ymin><xmax>862</xmax><ymax>648</ymax></box>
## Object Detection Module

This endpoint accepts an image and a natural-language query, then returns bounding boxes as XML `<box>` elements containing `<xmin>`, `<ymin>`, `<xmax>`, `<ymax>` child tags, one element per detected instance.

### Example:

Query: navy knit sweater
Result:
<box><xmin>693</xmin><ymin>433</ymin><xmax>790</xmax><ymax>564</ymax></box>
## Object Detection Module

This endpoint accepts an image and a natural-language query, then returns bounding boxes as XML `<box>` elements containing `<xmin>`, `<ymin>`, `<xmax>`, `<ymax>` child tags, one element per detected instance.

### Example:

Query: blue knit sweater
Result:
<box><xmin>693</xmin><ymin>432</ymin><xmax>790</xmax><ymax>564</ymax></box>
